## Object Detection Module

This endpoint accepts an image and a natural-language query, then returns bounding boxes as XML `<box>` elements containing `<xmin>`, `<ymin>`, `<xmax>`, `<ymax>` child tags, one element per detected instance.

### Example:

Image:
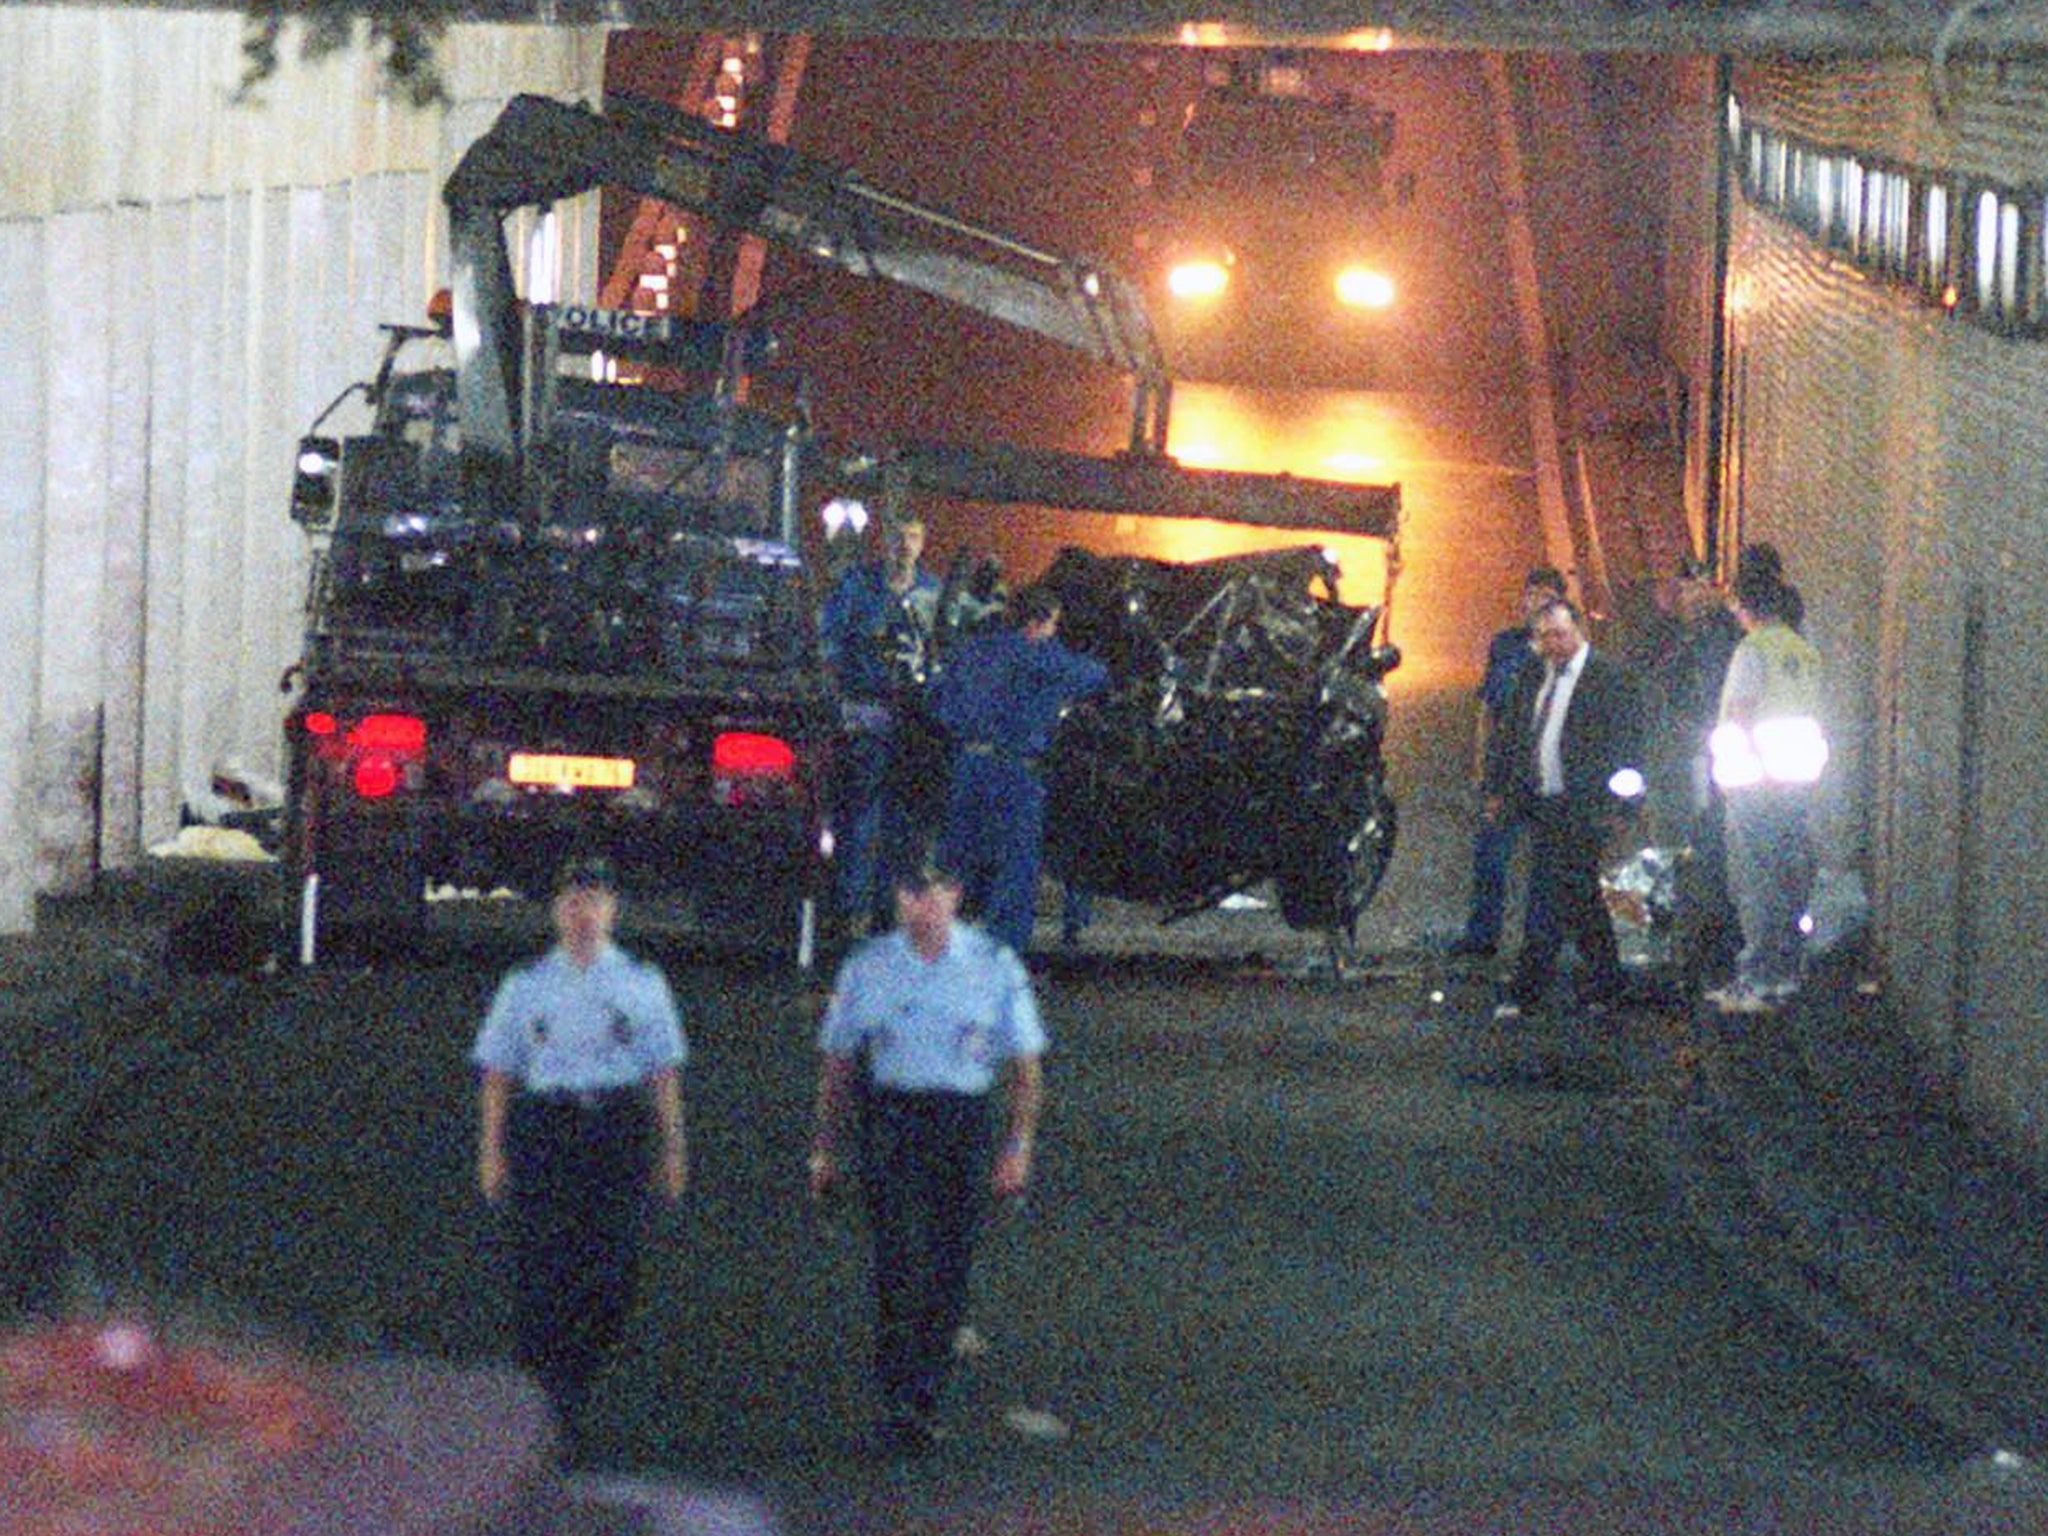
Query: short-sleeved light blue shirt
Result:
<box><xmin>472</xmin><ymin>943</ymin><xmax>688</xmax><ymax>1093</ymax></box>
<box><xmin>818</xmin><ymin>922</ymin><xmax>1046</xmax><ymax>1094</ymax></box>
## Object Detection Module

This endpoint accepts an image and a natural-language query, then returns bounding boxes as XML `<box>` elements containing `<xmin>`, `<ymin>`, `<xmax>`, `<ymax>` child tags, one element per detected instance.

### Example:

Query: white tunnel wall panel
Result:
<box><xmin>208</xmin><ymin>186</ymin><xmax>253</xmax><ymax>826</ymax></box>
<box><xmin>140</xmin><ymin>199</ymin><xmax>194</xmax><ymax>857</ymax></box>
<box><xmin>0</xmin><ymin>9</ymin><xmax>604</xmax><ymax>930</ymax></box>
<box><xmin>100</xmin><ymin>202</ymin><xmax>153</xmax><ymax>872</ymax></box>
<box><xmin>174</xmin><ymin>192</ymin><xmax>232</xmax><ymax>869</ymax></box>
<box><xmin>38</xmin><ymin>207</ymin><xmax>114</xmax><ymax>897</ymax></box>
<box><xmin>0</xmin><ymin>218</ymin><xmax>48</xmax><ymax>933</ymax></box>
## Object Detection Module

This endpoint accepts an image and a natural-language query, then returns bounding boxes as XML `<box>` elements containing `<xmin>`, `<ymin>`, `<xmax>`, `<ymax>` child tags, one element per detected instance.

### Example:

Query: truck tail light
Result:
<box><xmin>713</xmin><ymin>731</ymin><xmax>795</xmax><ymax>778</ymax></box>
<box><xmin>354</xmin><ymin>757</ymin><xmax>403</xmax><ymax>799</ymax></box>
<box><xmin>350</xmin><ymin>713</ymin><xmax>428</xmax><ymax>753</ymax></box>
<box><xmin>711</xmin><ymin>730</ymin><xmax>800</xmax><ymax>807</ymax></box>
<box><xmin>301</xmin><ymin>710</ymin><xmax>427</xmax><ymax>799</ymax></box>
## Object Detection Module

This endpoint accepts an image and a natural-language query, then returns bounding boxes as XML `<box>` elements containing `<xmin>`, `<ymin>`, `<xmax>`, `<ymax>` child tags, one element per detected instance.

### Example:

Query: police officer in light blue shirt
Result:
<box><xmin>807</xmin><ymin>836</ymin><xmax>1046</xmax><ymax>1456</ymax></box>
<box><xmin>474</xmin><ymin>854</ymin><xmax>688</xmax><ymax>1453</ymax></box>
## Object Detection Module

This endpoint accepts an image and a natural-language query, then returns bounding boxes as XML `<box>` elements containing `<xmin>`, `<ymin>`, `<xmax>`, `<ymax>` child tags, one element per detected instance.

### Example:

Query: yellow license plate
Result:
<box><xmin>507</xmin><ymin>753</ymin><xmax>637</xmax><ymax>790</ymax></box>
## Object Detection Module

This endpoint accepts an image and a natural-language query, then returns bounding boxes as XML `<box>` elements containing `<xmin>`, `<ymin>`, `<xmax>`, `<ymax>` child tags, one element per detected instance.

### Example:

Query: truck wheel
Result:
<box><xmin>697</xmin><ymin>876</ymin><xmax>808</xmax><ymax>966</ymax></box>
<box><xmin>291</xmin><ymin>862</ymin><xmax>425</xmax><ymax>968</ymax></box>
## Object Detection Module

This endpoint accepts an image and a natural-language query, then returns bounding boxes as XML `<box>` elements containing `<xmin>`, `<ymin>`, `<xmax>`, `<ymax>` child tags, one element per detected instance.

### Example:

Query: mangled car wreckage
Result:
<box><xmin>1041</xmin><ymin>544</ymin><xmax>1399</xmax><ymax>941</ymax></box>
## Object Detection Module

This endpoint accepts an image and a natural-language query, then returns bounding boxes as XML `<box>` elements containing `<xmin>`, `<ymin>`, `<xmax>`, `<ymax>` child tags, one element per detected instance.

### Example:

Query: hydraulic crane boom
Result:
<box><xmin>445</xmin><ymin>91</ymin><xmax>1172</xmax><ymax>457</ymax></box>
<box><xmin>444</xmin><ymin>90</ymin><xmax>1399</xmax><ymax>542</ymax></box>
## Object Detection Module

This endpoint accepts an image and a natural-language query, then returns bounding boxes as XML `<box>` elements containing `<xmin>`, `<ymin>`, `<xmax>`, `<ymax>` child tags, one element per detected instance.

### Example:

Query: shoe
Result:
<box><xmin>1491</xmin><ymin>1001</ymin><xmax>1523</xmax><ymax>1023</ymax></box>
<box><xmin>1704</xmin><ymin>981</ymin><xmax>1776</xmax><ymax>1014</ymax></box>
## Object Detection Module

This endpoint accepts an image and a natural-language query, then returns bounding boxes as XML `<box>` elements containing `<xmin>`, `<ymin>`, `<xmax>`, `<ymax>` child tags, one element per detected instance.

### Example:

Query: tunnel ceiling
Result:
<box><xmin>103</xmin><ymin>0</ymin><xmax>2048</xmax><ymax>54</ymax></box>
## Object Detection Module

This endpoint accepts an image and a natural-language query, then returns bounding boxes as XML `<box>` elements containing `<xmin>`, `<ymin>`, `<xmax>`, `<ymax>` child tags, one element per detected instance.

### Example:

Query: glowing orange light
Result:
<box><xmin>1334</xmin><ymin>267</ymin><xmax>1396</xmax><ymax>310</ymax></box>
<box><xmin>1168</xmin><ymin>259</ymin><xmax>1230</xmax><ymax>300</ymax></box>
<box><xmin>1324</xmin><ymin>451</ymin><xmax>1383</xmax><ymax>478</ymax></box>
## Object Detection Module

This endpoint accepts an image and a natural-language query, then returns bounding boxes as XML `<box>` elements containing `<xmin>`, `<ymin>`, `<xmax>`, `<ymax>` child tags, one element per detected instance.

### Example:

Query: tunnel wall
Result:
<box><xmin>0</xmin><ymin>9</ymin><xmax>604</xmax><ymax>929</ymax></box>
<box><xmin>1726</xmin><ymin>55</ymin><xmax>2048</xmax><ymax>1162</ymax></box>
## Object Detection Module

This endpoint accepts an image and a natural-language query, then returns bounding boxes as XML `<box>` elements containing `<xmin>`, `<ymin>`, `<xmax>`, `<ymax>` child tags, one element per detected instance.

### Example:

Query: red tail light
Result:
<box><xmin>350</xmin><ymin>713</ymin><xmax>427</xmax><ymax>754</ymax></box>
<box><xmin>353</xmin><ymin>757</ymin><xmax>402</xmax><ymax>798</ymax></box>
<box><xmin>713</xmin><ymin>731</ymin><xmax>796</xmax><ymax>778</ymax></box>
<box><xmin>303</xmin><ymin>710</ymin><xmax>425</xmax><ymax>799</ymax></box>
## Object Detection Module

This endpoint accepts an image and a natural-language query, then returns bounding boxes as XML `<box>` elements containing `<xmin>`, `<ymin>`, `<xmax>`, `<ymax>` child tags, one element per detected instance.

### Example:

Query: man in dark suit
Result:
<box><xmin>1482</xmin><ymin>597</ymin><xmax>1645</xmax><ymax>1020</ymax></box>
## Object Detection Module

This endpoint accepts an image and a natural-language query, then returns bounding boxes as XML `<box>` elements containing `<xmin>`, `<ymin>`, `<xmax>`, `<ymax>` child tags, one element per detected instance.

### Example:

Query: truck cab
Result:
<box><xmin>282</xmin><ymin>308</ymin><xmax>831</xmax><ymax>963</ymax></box>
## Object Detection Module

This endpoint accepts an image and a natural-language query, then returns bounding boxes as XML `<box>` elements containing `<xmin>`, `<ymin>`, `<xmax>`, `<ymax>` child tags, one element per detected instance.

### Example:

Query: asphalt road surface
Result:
<box><xmin>10</xmin><ymin>885</ymin><xmax>2045</xmax><ymax>1534</ymax></box>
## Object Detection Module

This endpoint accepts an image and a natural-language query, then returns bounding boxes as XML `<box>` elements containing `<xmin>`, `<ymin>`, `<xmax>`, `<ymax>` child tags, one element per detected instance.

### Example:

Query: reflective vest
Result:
<box><xmin>1712</xmin><ymin>622</ymin><xmax>1827</xmax><ymax>789</ymax></box>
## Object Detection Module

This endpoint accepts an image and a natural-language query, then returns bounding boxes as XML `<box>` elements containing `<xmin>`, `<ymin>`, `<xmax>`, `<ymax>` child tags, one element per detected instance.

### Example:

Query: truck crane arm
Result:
<box><xmin>444</xmin><ymin>91</ymin><xmax>1172</xmax><ymax>457</ymax></box>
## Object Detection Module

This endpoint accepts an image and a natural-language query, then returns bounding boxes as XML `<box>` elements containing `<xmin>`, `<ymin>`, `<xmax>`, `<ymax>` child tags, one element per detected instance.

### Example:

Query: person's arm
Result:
<box><xmin>991</xmin><ymin>1053</ymin><xmax>1043</xmax><ymax>1199</ymax></box>
<box><xmin>818</xmin><ymin>567</ymin><xmax>859</xmax><ymax>669</ymax></box>
<box><xmin>808</xmin><ymin>1052</ymin><xmax>860</xmax><ymax>1200</ymax></box>
<box><xmin>1718</xmin><ymin>640</ymin><xmax>1763</xmax><ymax>726</ymax></box>
<box><xmin>1054</xmin><ymin>641</ymin><xmax>1110</xmax><ymax>699</ymax></box>
<box><xmin>1481</xmin><ymin>672</ymin><xmax>1524</xmax><ymax>813</ymax></box>
<box><xmin>1471</xmin><ymin>705</ymin><xmax>1496</xmax><ymax>807</ymax></box>
<box><xmin>647</xmin><ymin>1066</ymin><xmax>687</xmax><ymax>1201</ymax></box>
<box><xmin>477</xmin><ymin>1068</ymin><xmax>513</xmax><ymax>1204</ymax></box>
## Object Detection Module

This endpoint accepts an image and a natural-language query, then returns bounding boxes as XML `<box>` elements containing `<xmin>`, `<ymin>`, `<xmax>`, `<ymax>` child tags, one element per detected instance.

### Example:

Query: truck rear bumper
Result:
<box><xmin>420</xmin><ymin>800</ymin><xmax>822</xmax><ymax>901</ymax></box>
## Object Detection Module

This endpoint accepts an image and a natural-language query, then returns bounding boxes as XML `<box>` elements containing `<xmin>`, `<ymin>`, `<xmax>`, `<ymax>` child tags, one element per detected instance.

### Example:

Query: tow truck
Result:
<box><xmin>1149</xmin><ymin>52</ymin><xmax>1415</xmax><ymax>383</ymax></box>
<box><xmin>281</xmin><ymin>92</ymin><xmax>1402</xmax><ymax>965</ymax></box>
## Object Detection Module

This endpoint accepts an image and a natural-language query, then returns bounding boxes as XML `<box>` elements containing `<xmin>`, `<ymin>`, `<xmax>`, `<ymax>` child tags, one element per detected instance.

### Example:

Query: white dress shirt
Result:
<box><xmin>1533</xmin><ymin>640</ymin><xmax>1589</xmax><ymax>797</ymax></box>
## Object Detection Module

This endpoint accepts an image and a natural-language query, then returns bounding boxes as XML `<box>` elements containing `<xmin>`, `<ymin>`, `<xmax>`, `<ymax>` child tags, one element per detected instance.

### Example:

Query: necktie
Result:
<box><xmin>1531</xmin><ymin>665</ymin><xmax>1561</xmax><ymax>780</ymax></box>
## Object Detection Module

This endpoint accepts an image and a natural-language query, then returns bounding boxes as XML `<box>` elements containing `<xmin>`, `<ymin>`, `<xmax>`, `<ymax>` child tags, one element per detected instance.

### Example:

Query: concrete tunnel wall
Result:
<box><xmin>0</xmin><ymin>8</ymin><xmax>607</xmax><ymax>931</ymax></box>
<box><xmin>1727</xmin><ymin>55</ymin><xmax>2048</xmax><ymax>1164</ymax></box>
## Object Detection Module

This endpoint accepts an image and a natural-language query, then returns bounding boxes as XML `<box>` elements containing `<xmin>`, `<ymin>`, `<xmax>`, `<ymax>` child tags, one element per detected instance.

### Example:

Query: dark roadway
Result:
<box><xmin>8</xmin><ymin>882</ymin><xmax>2047</xmax><ymax>1533</ymax></box>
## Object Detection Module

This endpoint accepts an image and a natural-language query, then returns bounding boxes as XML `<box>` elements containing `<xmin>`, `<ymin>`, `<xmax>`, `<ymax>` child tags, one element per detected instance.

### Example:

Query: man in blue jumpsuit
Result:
<box><xmin>808</xmin><ymin>841</ymin><xmax>1046</xmax><ymax>1455</ymax></box>
<box><xmin>819</xmin><ymin>515</ymin><xmax>941</xmax><ymax>931</ymax></box>
<box><xmin>473</xmin><ymin>855</ymin><xmax>688</xmax><ymax>1452</ymax></box>
<box><xmin>929</xmin><ymin>584</ymin><xmax>1108</xmax><ymax>958</ymax></box>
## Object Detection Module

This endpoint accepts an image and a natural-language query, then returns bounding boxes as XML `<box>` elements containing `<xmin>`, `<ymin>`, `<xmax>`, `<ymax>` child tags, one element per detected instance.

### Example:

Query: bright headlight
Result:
<box><xmin>1334</xmin><ymin>266</ymin><xmax>1396</xmax><ymax>309</ymax></box>
<box><xmin>1167</xmin><ymin>259</ymin><xmax>1231</xmax><ymax>300</ymax></box>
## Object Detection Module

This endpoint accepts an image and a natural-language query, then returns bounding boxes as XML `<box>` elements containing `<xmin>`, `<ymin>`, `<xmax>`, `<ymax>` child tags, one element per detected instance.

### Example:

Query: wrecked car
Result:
<box><xmin>1036</xmin><ymin>543</ymin><xmax>1400</xmax><ymax>942</ymax></box>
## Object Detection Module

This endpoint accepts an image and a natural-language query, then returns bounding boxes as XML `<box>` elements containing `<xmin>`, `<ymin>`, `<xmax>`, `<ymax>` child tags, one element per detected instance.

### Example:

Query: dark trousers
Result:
<box><xmin>507</xmin><ymin>1092</ymin><xmax>652</xmax><ymax>1432</ymax></box>
<box><xmin>860</xmin><ymin>1088</ymin><xmax>993</xmax><ymax>1422</ymax></box>
<box><xmin>1463</xmin><ymin>813</ymin><xmax>1556</xmax><ymax>952</ymax></box>
<box><xmin>943</xmin><ymin>752</ymin><xmax>1046</xmax><ymax>957</ymax></box>
<box><xmin>1677</xmin><ymin>786</ymin><xmax>1741</xmax><ymax>990</ymax></box>
<box><xmin>1509</xmin><ymin>796</ymin><xmax>1625</xmax><ymax>1009</ymax></box>
<box><xmin>834</xmin><ymin>729</ymin><xmax>901</xmax><ymax>927</ymax></box>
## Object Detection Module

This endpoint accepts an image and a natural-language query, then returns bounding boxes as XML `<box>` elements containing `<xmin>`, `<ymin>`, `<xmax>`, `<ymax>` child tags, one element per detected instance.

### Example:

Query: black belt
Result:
<box><xmin>525</xmin><ymin>1085</ymin><xmax>637</xmax><ymax>1112</ymax></box>
<box><xmin>962</xmin><ymin>741</ymin><xmax>1042</xmax><ymax>771</ymax></box>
